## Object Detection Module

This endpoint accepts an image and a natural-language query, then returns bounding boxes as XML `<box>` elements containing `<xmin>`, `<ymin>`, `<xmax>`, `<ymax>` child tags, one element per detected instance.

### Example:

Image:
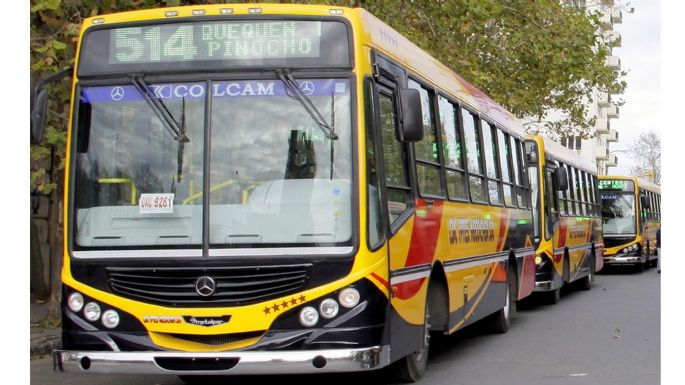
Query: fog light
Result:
<box><xmin>101</xmin><ymin>310</ymin><xmax>120</xmax><ymax>329</ymax></box>
<box><xmin>67</xmin><ymin>292</ymin><xmax>84</xmax><ymax>312</ymax></box>
<box><xmin>84</xmin><ymin>302</ymin><xmax>101</xmax><ymax>321</ymax></box>
<box><xmin>319</xmin><ymin>298</ymin><xmax>339</xmax><ymax>319</ymax></box>
<box><xmin>339</xmin><ymin>287</ymin><xmax>360</xmax><ymax>308</ymax></box>
<box><xmin>299</xmin><ymin>306</ymin><xmax>319</xmax><ymax>327</ymax></box>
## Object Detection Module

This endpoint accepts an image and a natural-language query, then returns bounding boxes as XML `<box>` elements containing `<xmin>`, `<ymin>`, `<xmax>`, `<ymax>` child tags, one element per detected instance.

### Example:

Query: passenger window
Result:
<box><xmin>482</xmin><ymin>120</ymin><xmax>502</xmax><ymax>205</ymax></box>
<box><xmin>498</xmin><ymin>130</ymin><xmax>515</xmax><ymax>207</ymax></box>
<box><xmin>462</xmin><ymin>108</ymin><xmax>486</xmax><ymax>202</ymax></box>
<box><xmin>409</xmin><ymin>80</ymin><xmax>443</xmax><ymax>197</ymax></box>
<box><xmin>438</xmin><ymin>96</ymin><xmax>467</xmax><ymax>200</ymax></box>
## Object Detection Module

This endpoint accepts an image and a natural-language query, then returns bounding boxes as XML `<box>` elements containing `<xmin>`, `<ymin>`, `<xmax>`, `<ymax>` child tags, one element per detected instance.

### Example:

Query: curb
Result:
<box><xmin>30</xmin><ymin>327</ymin><xmax>62</xmax><ymax>359</ymax></box>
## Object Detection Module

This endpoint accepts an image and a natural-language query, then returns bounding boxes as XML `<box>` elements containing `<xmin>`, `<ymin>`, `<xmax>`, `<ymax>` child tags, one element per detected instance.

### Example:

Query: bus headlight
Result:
<box><xmin>631</xmin><ymin>245</ymin><xmax>638</xmax><ymax>251</ymax></box>
<box><xmin>338</xmin><ymin>287</ymin><xmax>360</xmax><ymax>308</ymax></box>
<box><xmin>319</xmin><ymin>298</ymin><xmax>340</xmax><ymax>319</ymax></box>
<box><xmin>101</xmin><ymin>310</ymin><xmax>120</xmax><ymax>329</ymax></box>
<box><xmin>622</xmin><ymin>248</ymin><xmax>628</xmax><ymax>254</ymax></box>
<box><xmin>299</xmin><ymin>306</ymin><xmax>319</xmax><ymax>327</ymax></box>
<box><xmin>67</xmin><ymin>292</ymin><xmax>84</xmax><ymax>312</ymax></box>
<box><xmin>535</xmin><ymin>256</ymin><xmax>543</xmax><ymax>265</ymax></box>
<box><xmin>84</xmin><ymin>302</ymin><xmax>101</xmax><ymax>321</ymax></box>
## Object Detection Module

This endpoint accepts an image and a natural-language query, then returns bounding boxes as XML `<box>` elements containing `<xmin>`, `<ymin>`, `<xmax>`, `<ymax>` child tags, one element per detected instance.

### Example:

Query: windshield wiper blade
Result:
<box><xmin>131</xmin><ymin>74</ymin><xmax>189</xmax><ymax>143</ymax></box>
<box><xmin>276</xmin><ymin>69</ymin><xmax>338</xmax><ymax>140</ymax></box>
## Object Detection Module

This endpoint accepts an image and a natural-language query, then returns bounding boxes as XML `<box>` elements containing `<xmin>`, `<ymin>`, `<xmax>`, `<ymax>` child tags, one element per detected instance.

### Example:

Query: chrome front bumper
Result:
<box><xmin>54</xmin><ymin>346</ymin><xmax>389</xmax><ymax>375</ymax></box>
<box><xmin>604</xmin><ymin>254</ymin><xmax>642</xmax><ymax>265</ymax></box>
<box><xmin>534</xmin><ymin>280</ymin><xmax>553</xmax><ymax>291</ymax></box>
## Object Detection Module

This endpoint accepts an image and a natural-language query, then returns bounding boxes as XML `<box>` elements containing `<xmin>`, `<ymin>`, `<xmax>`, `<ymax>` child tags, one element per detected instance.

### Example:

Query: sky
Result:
<box><xmin>608</xmin><ymin>0</ymin><xmax>661</xmax><ymax>175</ymax></box>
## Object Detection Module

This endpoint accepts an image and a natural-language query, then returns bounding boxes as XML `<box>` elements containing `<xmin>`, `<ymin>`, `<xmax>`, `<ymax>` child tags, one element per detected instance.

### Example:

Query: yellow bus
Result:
<box><xmin>599</xmin><ymin>176</ymin><xmax>660</xmax><ymax>271</ymax></box>
<box><xmin>524</xmin><ymin>137</ymin><xmax>603</xmax><ymax>304</ymax></box>
<box><xmin>33</xmin><ymin>4</ymin><xmax>543</xmax><ymax>382</ymax></box>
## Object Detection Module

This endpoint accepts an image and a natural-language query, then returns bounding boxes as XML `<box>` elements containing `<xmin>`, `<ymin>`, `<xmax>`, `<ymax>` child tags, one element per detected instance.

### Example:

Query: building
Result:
<box><xmin>559</xmin><ymin>1</ymin><xmax>622</xmax><ymax>175</ymax></box>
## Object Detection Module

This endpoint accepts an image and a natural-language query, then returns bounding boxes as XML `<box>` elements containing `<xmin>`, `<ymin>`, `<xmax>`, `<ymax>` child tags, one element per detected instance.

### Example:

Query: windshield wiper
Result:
<box><xmin>275</xmin><ymin>69</ymin><xmax>338</xmax><ymax>140</ymax></box>
<box><xmin>131</xmin><ymin>74</ymin><xmax>189</xmax><ymax>143</ymax></box>
<box><xmin>131</xmin><ymin>74</ymin><xmax>188</xmax><ymax>183</ymax></box>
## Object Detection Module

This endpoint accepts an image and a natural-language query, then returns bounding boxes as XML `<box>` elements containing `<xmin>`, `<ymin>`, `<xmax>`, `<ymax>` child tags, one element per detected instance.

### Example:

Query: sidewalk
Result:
<box><xmin>30</xmin><ymin>299</ymin><xmax>62</xmax><ymax>359</ymax></box>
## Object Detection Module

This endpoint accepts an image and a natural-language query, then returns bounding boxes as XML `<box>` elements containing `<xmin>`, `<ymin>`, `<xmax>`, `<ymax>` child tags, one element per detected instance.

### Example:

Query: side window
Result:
<box><xmin>378</xmin><ymin>90</ymin><xmax>412</xmax><ymax>226</ymax></box>
<box><xmin>578</xmin><ymin>171</ymin><xmax>588</xmax><ymax>215</ymax></box>
<box><xmin>462</xmin><ymin>108</ymin><xmax>486</xmax><ymax>202</ymax></box>
<box><xmin>510</xmin><ymin>137</ymin><xmax>527</xmax><ymax>208</ymax></box>
<box><xmin>588</xmin><ymin>174</ymin><xmax>597</xmax><ymax>216</ymax></box>
<box><xmin>584</xmin><ymin>172</ymin><xmax>594</xmax><ymax>216</ymax></box>
<box><xmin>574</xmin><ymin>168</ymin><xmax>585</xmax><ymax>215</ymax></box>
<box><xmin>557</xmin><ymin>162</ymin><xmax>568</xmax><ymax>216</ymax></box>
<box><xmin>409</xmin><ymin>80</ymin><xmax>443</xmax><ymax>197</ymax></box>
<box><xmin>438</xmin><ymin>95</ymin><xmax>467</xmax><ymax>200</ymax></box>
<box><xmin>567</xmin><ymin>166</ymin><xmax>576</xmax><ymax>215</ymax></box>
<box><xmin>498</xmin><ymin>130</ymin><xmax>515</xmax><ymax>207</ymax></box>
<box><xmin>649</xmin><ymin>192</ymin><xmax>656</xmax><ymax>220</ymax></box>
<box><xmin>482</xmin><ymin>120</ymin><xmax>502</xmax><ymax>205</ymax></box>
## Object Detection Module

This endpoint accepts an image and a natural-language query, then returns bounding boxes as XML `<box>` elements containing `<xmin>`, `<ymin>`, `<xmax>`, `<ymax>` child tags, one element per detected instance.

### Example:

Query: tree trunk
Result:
<box><xmin>47</xmin><ymin>150</ymin><xmax>64</xmax><ymax>326</ymax></box>
<box><xmin>30</xmin><ymin>214</ymin><xmax>49</xmax><ymax>301</ymax></box>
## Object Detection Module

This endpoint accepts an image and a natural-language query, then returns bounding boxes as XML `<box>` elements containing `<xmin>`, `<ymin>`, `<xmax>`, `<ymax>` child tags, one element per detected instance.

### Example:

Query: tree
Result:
<box><xmin>628</xmin><ymin>131</ymin><xmax>660</xmax><ymax>185</ymax></box>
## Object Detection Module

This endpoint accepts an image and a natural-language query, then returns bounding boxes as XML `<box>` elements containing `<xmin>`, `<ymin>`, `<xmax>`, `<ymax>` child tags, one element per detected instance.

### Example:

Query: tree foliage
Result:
<box><xmin>629</xmin><ymin>131</ymin><xmax>660</xmax><ymax>185</ymax></box>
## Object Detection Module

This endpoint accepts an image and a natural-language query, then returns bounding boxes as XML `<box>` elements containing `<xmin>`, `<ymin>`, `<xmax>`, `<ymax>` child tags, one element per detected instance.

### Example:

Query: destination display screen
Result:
<box><xmin>598</xmin><ymin>179</ymin><xmax>634</xmax><ymax>192</ymax></box>
<box><xmin>78</xmin><ymin>20</ymin><xmax>350</xmax><ymax>76</ymax></box>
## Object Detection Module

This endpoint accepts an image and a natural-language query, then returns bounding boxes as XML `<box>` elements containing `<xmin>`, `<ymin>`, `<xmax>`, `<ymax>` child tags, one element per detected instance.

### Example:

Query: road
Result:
<box><xmin>31</xmin><ymin>267</ymin><xmax>660</xmax><ymax>385</ymax></box>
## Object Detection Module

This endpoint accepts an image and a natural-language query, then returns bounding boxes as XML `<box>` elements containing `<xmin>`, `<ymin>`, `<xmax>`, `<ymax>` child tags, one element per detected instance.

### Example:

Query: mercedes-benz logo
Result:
<box><xmin>195</xmin><ymin>276</ymin><xmax>216</xmax><ymax>297</ymax></box>
<box><xmin>299</xmin><ymin>81</ymin><xmax>315</xmax><ymax>96</ymax></box>
<box><xmin>110</xmin><ymin>86</ymin><xmax>125</xmax><ymax>101</ymax></box>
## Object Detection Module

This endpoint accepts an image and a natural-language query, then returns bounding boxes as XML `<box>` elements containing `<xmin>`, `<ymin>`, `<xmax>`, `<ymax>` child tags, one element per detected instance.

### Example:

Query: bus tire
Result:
<box><xmin>392</xmin><ymin>299</ymin><xmax>430</xmax><ymax>382</ymax></box>
<box><xmin>546</xmin><ymin>288</ymin><xmax>561</xmax><ymax>305</ymax></box>
<box><xmin>490</xmin><ymin>263</ymin><xmax>516</xmax><ymax>333</ymax></box>
<box><xmin>579</xmin><ymin>269</ymin><xmax>593</xmax><ymax>291</ymax></box>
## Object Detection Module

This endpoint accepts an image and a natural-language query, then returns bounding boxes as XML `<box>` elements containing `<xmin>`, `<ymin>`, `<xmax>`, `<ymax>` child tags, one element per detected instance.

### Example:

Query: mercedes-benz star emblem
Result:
<box><xmin>195</xmin><ymin>276</ymin><xmax>216</xmax><ymax>297</ymax></box>
<box><xmin>299</xmin><ymin>81</ymin><xmax>315</xmax><ymax>96</ymax></box>
<box><xmin>110</xmin><ymin>86</ymin><xmax>125</xmax><ymax>101</ymax></box>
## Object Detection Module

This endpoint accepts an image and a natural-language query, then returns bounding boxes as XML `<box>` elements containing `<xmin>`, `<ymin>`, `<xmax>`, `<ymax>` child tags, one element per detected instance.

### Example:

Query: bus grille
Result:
<box><xmin>604</xmin><ymin>237</ymin><xmax>636</xmax><ymax>248</ymax></box>
<box><xmin>107</xmin><ymin>264</ymin><xmax>311</xmax><ymax>307</ymax></box>
<box><xmin>167</xmin><ymin>331</ymin><xmax>264</xmax><ymax>346</ymax></box>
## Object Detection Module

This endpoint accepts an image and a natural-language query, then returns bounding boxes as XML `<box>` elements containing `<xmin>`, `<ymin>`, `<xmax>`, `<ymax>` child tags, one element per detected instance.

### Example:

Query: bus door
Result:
<box><xmin>371</xmin><ymin>53</ymin><xmax>426</xmax><ymax>364</ymax></box>
<box><xmin>543</xmin><ymin>164</ymin><xmax>565</xmax><ymax>282</ymax></box>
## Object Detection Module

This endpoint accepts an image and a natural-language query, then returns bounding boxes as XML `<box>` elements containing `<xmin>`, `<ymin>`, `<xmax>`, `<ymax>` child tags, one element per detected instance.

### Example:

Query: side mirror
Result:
<box><xmin>31</xmin><ymin>87</ymin><xmax>49</xmax><ymax>145</ymax></box>
<box><xmin>640</xmin><ymin>195</ymin><xmax>651</xmax><ymax>209</ymax></box>
<box><xmin>554</xmin><ymin>167</ymin><xmax>569</xmax><ymax>191</ymax></box>
<box><xmin>397</xmin><ymin>88</ymin><xmax>423</xmax><ymax>142</ymax></box>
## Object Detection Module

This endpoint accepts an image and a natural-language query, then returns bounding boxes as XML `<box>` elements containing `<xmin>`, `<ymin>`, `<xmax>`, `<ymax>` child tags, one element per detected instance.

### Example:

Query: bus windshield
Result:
<box><xmin>601</xmin><ymin>192</ymin><xmax>636</xmax><ymax>235</ymax></box>
<box><xmin>72</xmin><ymin>78</ymin><xmax>353</xmax><ymax>251</ymax></box>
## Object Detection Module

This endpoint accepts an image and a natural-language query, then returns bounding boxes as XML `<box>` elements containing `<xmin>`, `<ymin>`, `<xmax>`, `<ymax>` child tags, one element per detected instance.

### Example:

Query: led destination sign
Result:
<box><xmin>111</xmin><ymin>21</ymin><xmax>322</xmax><ymax>64</ymax></box>
<box><xmin>78</xmin><ymin>20</ymin><xmax>350</xmax><ymax>76</ymax></box>
<box><xmin>598</xmin><ymin>179</ymin><xmax>634</xmax><ymax>192</ymax></box>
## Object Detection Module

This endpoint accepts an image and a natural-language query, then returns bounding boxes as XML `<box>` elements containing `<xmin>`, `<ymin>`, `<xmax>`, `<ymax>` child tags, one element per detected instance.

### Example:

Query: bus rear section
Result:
<box><xmin>599</xmin><ymin>177</ymin><xmax>661</xmax><ymax>271</ymax></box>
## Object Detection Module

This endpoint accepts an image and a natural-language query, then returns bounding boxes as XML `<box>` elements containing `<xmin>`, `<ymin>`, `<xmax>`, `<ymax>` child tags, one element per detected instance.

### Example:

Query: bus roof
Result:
<box><xmin>599</xmin><ymin>175</ymin><xmax>661</xmax><ymax>194</ymax></box>
<box><xmin>539</xmin><ymin>136</ymin><xmax>597</xmax><ymax>174</ymax></box>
